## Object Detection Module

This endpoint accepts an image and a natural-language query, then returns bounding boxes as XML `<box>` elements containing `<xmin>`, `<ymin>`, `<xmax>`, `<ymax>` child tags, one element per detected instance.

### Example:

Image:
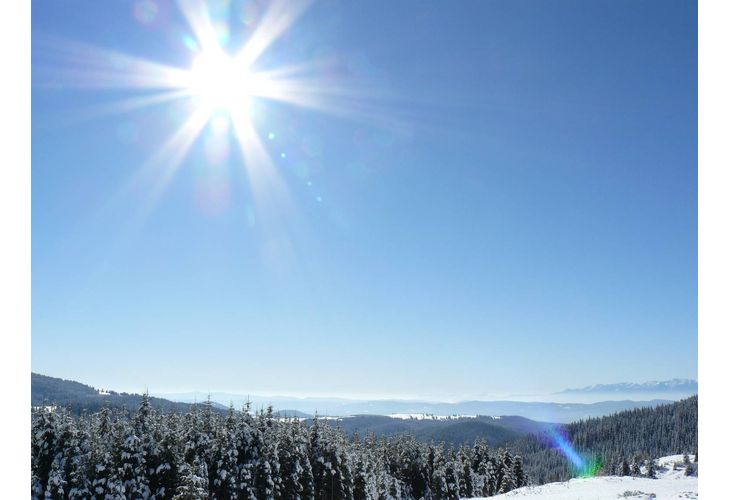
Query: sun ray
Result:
<box><xmin>229</xmin><ymin>106</ymin><xmax>295</xmax><ymax>225</ymax></box>
<box><xmin>251</xmin><ymin>60</ymin><xmax>332</xmax><ymax>81</ymax></box>
<box><xmin>251</xmin><ymin>76</ymin><xmax>411</xmax><ymax>131</ymax></box>
<box><xmin>86</xmin><ymin>106</ymin><xmax>213</xmax><ymax>270</ymax></box>
<box><xmin>62</xmin><ymin>89</ymin><xmax>193</xmax><ymax>125</ymax></box>
<box><xmin>34</xmin><ymin>36</ymin><xmax>190</xmax><ymax>90</ymax></box>
<box><xmin>236</xmin><ymin>0</ymin><xmax>314</xmax><ymax>68</ymax></box>
<box><xmin>228</xmin><ymin>105</ymin><xmax>305</xmax><ymax>272</ymax></box>
<box><xmin>113</xmin><ymin>106</ymin><xmax>212</xmax><ymax>230</ymax></box>
<box><xmin>176</xmin><ymin>0</ymin><xmax>222</xmax><ymax>54</ymax></box>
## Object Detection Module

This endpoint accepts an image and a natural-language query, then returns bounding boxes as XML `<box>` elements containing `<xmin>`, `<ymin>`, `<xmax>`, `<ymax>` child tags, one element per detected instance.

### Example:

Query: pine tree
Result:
<box><xmin>352</xmin><ymin>452</ymin><xmax>376</xmax><ymax>500</ymax></box>
<box><xmin>620</xmin><ymin>458</ymin><xmax>630</xmax><ymax>476</ymax></box>
<box><xmin>116</xmin><ymin>423</ymin><xmax>150</xmax><ymax>498</ymax></box>
<box><xmin>211</xmin><ymin>424</ymin><xmax>239</xmax><ymax>499</ymax></box>
<box><xmin>174</xmin><ymin>459</ymin><xmax>209</xmax><ymax>499</ymax></box>
<box><xmin>457</xmin><ymin>446</ymin><xmax>474</xmax><ymax>498</ymax></box>
<box><xmin>645</xmin><ymin>459</ymin><xmax>656</xmax><ymax>479</ymax></box>
<box><xmin>45</xmin><ymin>454</ymin><xmax>67</xmax><ymax>500</ymax></box>
<box><xmin>45</xmin><ymin>410</ymin><xmax>77</xmax><ymax>500</ymax></box>
<box><xmin>88</xmin><ymin>413</ymin><xmax>116</xmax><ymax>498</ymax></box>
<box><xmin>31</xmin><ymin>406</ymin><xmax>57</xmax><ymax>498</ymax></box>
<box><xmin>497</xmin><ymin>449</ymin><xmax>515</xmax><ymax>493</ymax></box>
<box><xmin>512</xmin><ymin>455</ymin><xmax>526</xmax><ymax>488</ymax></box>
<box><xmin>278</xmin><ymin>428</ymin><xmax>303</xmax><ymax>500</ymax></box>
<box><xmin>442</xmin><ymin>459</ymin><xmax>461</xmax><ymax>499</ymax></box>
<box><xmin>66</xmin><ymin>418</ymin><xmax>91</xmax><ymax>499</ymax></box>
<box><xmin>630</xmin><ymin>459</ymin><xmax>641</xmax><ymax>477</ymax></box>
<box><xmin>153</xmin><ymin>414</ymin><xmax>182</xmax><ymax>498</ymax></box>
<box><xmin>254</xmin><ymin>453</ymin><xmax>276</xmax><ymax>500</ymax></box>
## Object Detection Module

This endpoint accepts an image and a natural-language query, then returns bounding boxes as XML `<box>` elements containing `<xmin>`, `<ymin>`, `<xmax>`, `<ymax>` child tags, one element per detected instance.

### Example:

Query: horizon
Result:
<box><xmin>32</xmin><ymin>0</ymin><xmax>697</xmax><ymax>398</ymax></box>
<box><xmin>32</xmin><ymin>371</ymin><xmax>697</xmax><ymax>405</ymax></box>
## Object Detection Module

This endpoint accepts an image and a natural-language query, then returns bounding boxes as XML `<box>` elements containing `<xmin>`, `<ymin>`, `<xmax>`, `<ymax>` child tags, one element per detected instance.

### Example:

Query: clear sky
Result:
<box><xmin>31</xmin><ymin>0</ymin><xmax>697</xmax><ymax>400</ymax></box>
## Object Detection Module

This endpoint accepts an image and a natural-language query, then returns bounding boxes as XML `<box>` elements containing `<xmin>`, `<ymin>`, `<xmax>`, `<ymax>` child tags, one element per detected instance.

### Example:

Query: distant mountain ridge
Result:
<box><xmin>32</xmin><ymin>372</ymin><xmax>680</xmax><ymax>424</ymax></box>
<box><xmin>329</xmin><ymin>414</ymin><xmax>558</xmax><ymax>446</ymax></box>
<box><xmin>559</xmin><ymin>378</ymin><xmax>697</xmax><ymax>395</ymax></box>
<box><xmin>31</xmin><ymin>373</ymin><xmax>225</xmax><ymax>415</ymax></box>
<box><xmin>157</xmin><ymin>391</ymin><xmax>674</xmax><ymax>423</ymax></box>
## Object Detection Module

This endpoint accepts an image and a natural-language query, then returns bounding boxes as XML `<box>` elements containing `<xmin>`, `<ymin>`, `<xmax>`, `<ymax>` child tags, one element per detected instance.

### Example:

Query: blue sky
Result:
<box><xmin>31</xmin><ymin>0</ymin><xmax>697</xmax><ymax>399</ymax></box>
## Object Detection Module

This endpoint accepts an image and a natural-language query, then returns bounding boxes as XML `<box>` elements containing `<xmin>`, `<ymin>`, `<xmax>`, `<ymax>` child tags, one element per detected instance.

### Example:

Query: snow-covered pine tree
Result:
<box><xmin>211</xmin><ymin>412</ymin><xmax>239</xmax><ymax>499</ymax></box>
<box><xmin>295</xmin><ymin>420</ymin><xmax>316</xmax><ymax>500</ymax></box>
<box><xmin>645</xmin><ymin>459</ymin><xmax>656</xmax><ymax>479</ymax></box>
<box><xmin>630</xmin><ymin>457</ymin><xmax>641</xmax><ymax>477</ymax></box>
<box><xmin>152</xmin><ymin>413</ymin><xmax>183</xmax><ymax>498</ymax></box>
<box><xmin>66</xmin><ymin>416</ymin><xmax>92</xmax><ymax>499</ymax></box>
<box><xmin>31</xmin><ymin>406</ymin><xmax>57</xmax><ymax>498</ymax></box>
<box><xmin>620</xmin><ymin>457</ymin><xmax>630</xmax><ymax>476</ymax></box>
<box><xmin>309</xmin><ymin>416</ymin><xmax>329</xmax><ymax>499</ymax></box>
<box><xmin>88</xmin><ymin>410</ymin><xmax>117</xmax><ymax>497</ymax></box>
<box><xmin>45</xmin><ymin>410</ymin><xmax>78</xmax><ymax>500</ymax></box>
<box><xmin>254</xmin><ymin>449</ymin><xmax>276</xmax><ymax>499</ymax></box>
<box><xmin>441</xmin><ymin>458</ymin><xmax>461</xmax><ymax>499</ymax></box>
<box><xmin>512</xmin><ymin>455</ymin><xmax>526</xmax><ymax>488</ymax></box>
<box><xmin>496</xmin><ymin>449</ymin><xmax>515</xmax><ymax>493</ymax></box>
<box><xmin>233</xmin><ymin>403</ymin><xmax>258</xmax><ymax>500</ymax></box>
<box><xmin>352</xmin><ymin>449</ymin><xmax>377</xmax><ymax>500</ymax></box>
<box><xmin>45</xmin><ymin>453</ymin><xmax>67</xmax><ymax>500</ymax></box>
<box><xmin>456</xmin><ymin>445</ymin><xmax>473</xmax><ymax>498</ymax></box>
<box><xmin>277</xmin><ymin>426</ymin><xmax>304</xmax><ymax>500</ymax></box>
<box><xmin>116</xmin><ymin>422</ymin><xmax>151</xmax><ymax>498</ymax></box>
<box><xmin>472</xmin><ymin>453</ymin><xmax>492</xmax><ymax>497</ymax></box>
<box><xmin>174</xmin><ymin>458</ymin><xmax>209</xmax><ymax>499</ymax></box>
<box><xmin>498</xmin><ymin>465</ymin><xmax>516</xmax><ymax>493</ymax></box>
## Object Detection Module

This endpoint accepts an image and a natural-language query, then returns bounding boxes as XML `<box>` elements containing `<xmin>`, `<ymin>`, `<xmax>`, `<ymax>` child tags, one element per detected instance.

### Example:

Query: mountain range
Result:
<box><xmin>32</xmin><ymin>372</ymin><xmax>688</xmax><ymax>424</ymax></box>
<box><xmin>559</xmin><ymin>378</ymin><xmax>697</xmax><ymax>395</ymax></box>
<box><xmin>154</xmin><ymin>392</ymin><xmax>674</xmax><ymax>423</ymax></box>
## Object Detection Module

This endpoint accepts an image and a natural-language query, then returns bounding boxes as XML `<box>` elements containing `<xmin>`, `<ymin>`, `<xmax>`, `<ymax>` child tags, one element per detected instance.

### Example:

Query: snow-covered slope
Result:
<box><xmin>475</xmin><ymin>455</ymin><xmax>697</xmax><ymax>500</ymax></box>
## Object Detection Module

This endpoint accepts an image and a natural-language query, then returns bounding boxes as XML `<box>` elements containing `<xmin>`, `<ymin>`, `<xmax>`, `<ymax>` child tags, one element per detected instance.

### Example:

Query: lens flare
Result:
<box><xmin>545</xmin><ymin>426</ymin><xmax>603</xmax><ymax>478</ymax></box>
<box><xmin>133</xmin><ymin>0</ymin><xmax>159</xmax><ymax>26</ymax></box>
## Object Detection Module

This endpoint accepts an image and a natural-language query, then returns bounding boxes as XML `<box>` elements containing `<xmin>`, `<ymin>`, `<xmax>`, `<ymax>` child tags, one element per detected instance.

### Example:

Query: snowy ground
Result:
<box><xmin>476</xmin><ymin>455</ymin><xmax>697</xmax><ymax>500</ymax></box>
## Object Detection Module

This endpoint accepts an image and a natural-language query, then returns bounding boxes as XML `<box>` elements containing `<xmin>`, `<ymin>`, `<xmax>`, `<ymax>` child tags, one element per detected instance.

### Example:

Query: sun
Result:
<box><xmin>37</xmin><ymin>0</ymin><xmax>372</xmax><ymax>224</ymax></box>
<box><xmin>187</xmin><ymin>49</ymin><xmax>264</xmax><ymax>116</ymax></box>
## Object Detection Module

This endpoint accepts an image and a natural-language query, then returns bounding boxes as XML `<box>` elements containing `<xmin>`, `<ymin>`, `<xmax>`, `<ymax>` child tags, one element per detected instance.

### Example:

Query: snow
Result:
<box><xmin>473</xmin><ymin>456</ymin><xmax>697</xmax><ymax>500</ymax></box>
<box><xmin>32</xmin><ymin>404</ymin><xmax>58</xmax><ymax>412</ymax></box>
<box><xmin>388</xmin><ymin>413</ymin><xmax>480</xmax><ymax>420</ymax></box>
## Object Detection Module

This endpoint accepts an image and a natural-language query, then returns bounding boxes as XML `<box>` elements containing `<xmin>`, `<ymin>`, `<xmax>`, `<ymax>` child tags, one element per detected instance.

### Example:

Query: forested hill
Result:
<box><xmin>31</xmin><ymin>373</ymin><xmax>205</xmax><ymax>415</ymax></box>
<box><xmin>512</xmin><ymin>396</ymin><xmax>698</xmax><ymax>484</ymax></box>
<box><xmin>328</xmin><ymin>414</ymin><xmax>556</xmax><ymax>447</ymax></box>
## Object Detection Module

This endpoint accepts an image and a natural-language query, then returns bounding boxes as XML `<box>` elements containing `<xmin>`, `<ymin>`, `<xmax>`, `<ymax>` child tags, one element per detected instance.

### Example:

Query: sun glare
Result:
<box><xmin>37</xmin><ymin>0</ymin><xmax>382</xmax><ymax>226</ymax></box>
<box><xmin>187</xmin><ymin>50</ymin><xmax>258</xmax><ymax>115</ymax></box>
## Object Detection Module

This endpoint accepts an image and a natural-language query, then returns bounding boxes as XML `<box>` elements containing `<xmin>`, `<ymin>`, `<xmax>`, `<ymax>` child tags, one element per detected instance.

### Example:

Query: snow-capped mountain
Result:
<box><xmin>559</xmin><ymin>379</ymin><xmax>697</xmax><ymax>395</ymax></box>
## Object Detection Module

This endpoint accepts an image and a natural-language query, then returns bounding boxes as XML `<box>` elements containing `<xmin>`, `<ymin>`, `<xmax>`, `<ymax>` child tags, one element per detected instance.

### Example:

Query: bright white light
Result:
<box><xmin>188</xmin><ymin>50</ymin><xmax>257</xmax><ymax>115</ymax></box>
